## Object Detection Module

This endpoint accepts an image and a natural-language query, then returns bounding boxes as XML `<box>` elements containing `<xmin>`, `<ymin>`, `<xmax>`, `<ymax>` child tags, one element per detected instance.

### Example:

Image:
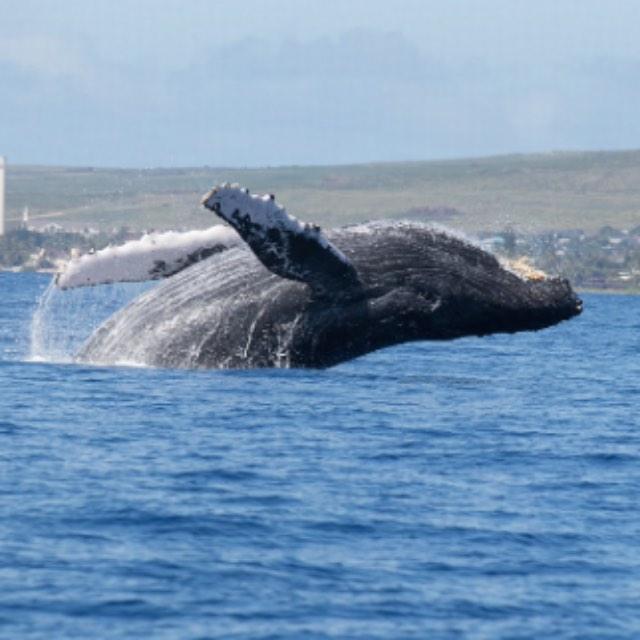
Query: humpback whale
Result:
<box><xmin>57</xmin><ymin>184</ymin><xmax>582</xmax><ymax>369</ymax></box>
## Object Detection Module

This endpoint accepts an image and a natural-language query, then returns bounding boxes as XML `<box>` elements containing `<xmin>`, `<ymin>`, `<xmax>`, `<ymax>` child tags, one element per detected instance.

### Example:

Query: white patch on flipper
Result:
<box><xmin>56</xmin><ymin>225</ymin><xmax>241</xmax><ymax>290</ymax></box>
<box><xmin>202</xmin><ymin>184</ymin><xmax>358</xmax><ymax>294</ymax></box>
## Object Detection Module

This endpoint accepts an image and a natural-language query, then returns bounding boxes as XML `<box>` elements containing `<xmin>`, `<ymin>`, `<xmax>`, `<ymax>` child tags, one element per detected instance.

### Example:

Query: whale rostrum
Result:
<box><xmin>57</xmin><ymin>184</ymin><xmax>582</xmax><ymax>369</ymax></box>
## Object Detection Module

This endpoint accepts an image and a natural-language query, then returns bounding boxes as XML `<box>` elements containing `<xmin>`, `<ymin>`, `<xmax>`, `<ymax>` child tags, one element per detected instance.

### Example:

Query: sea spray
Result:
<box><xmin>29</xmin><ymin>277</ymin><xmax>57</xmax><ymax>362</ymax></box>
<box><xmin>29</xmin><ymin>277</ymin><xmax>155</xmax><ymax>363</ymax></box>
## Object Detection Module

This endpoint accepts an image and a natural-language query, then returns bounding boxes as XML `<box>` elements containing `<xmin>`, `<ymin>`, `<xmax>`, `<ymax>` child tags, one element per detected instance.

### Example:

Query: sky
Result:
<box><xmin>1</xmin><ymin>0</ymin><xmax>640</xmax><ymax>167</ymax></box>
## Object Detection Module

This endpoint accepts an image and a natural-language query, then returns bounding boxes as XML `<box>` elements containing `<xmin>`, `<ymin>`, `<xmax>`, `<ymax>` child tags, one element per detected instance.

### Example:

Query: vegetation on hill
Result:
<box><xmin>5</xmin><ymin>150</ymin><xmax>640</xmax><ymax>234</ymax></box>
<box><xmin>2</xmin><ymin>150</ymin><xmax>640</xmax><ymax>290</ymax></box>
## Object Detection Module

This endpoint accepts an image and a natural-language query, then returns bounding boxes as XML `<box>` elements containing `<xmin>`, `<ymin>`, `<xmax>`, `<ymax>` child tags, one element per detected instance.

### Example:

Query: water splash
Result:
<box><xmin>77</xmin><ymin>248</ymin><xmax>259</xmax><ymax>368</ymax></box>
<box><xmin>28</xmin><ymin>277</ymin><xmax>155</xmax><ymax>364</ymax></box>
<box><xmin>30</xmin><ymin>277</ymin><xmax>58</xmax><ymax>362</ymax></box>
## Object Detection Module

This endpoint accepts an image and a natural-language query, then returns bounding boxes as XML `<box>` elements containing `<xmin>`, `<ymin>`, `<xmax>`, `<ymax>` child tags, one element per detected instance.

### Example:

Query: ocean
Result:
<box><xmin>1</xmin><ymin>272</ymin><xmax>638</xmax><ymax>639</ymax></box>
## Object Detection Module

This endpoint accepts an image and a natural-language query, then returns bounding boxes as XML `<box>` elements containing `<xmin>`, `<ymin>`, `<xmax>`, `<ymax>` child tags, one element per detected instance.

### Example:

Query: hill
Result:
<box><xmin>5</xmin><ymin>150</ymin><xmax>640</xmax><ymax>233</ymax></box>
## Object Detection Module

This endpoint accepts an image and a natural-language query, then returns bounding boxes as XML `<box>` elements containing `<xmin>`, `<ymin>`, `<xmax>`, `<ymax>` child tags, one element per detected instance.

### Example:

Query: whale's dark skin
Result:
<box><xmin>78</xmin><ymin>221</ymin><xmax>582</xmax><ymax>369</ymax></box>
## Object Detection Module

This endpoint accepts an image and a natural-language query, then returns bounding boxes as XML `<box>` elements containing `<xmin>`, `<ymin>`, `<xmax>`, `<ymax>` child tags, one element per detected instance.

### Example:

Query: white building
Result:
<box><xmin>0</xmin><ymin>156</ymin><xmax>5</xmax><ymax>236</ymax></box>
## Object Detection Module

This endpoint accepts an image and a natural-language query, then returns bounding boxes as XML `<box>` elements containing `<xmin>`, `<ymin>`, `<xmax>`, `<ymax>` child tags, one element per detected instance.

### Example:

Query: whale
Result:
<box><xmin>57</xmin><ymin>184</ymin><xmax>583</xmax><ymax>369</ymax></box>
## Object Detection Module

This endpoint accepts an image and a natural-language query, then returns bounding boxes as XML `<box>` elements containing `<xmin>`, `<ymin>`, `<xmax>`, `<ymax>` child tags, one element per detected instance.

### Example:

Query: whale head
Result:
<box><xmin>286</xmin><ymin>222</ymin><xmax>583</xmax><ymax>366</ymax></box>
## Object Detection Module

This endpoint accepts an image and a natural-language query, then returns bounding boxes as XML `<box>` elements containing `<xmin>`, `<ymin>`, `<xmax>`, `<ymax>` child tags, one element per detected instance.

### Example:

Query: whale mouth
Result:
<box><xmin>564</xmin><ymin>280</ymin><xmax>583</xmax><ymax>317</ymax></box>
<box><xmin>553</xmin><ymin>279</ymin><xmax>583</xmax><ymax>321</ymax></box>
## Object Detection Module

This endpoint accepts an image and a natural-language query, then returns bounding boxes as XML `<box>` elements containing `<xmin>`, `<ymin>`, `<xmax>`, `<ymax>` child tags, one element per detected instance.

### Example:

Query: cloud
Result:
<box><xmin>1</xmin><ymin>26</ymin><xmax>640</xmax><ymax>166</ymax></box>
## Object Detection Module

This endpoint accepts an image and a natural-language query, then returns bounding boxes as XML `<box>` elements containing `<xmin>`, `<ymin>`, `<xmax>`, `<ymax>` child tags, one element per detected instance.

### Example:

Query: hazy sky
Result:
<box><xmin>1</xmin><ymin>0</ymin><xmax>640</xmax><ymax>167</ymax></box>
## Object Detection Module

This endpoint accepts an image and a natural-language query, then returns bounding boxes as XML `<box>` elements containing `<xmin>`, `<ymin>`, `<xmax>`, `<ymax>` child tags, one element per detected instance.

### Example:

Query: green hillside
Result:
<box><xmin>5</xmin><ymin>150</ymin><xmax>640</xmax><ymax>233</ymax></box>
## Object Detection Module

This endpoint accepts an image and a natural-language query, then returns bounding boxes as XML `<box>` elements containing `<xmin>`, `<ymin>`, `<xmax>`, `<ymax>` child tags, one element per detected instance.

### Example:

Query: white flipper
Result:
<box><xmin>56</xmin><ymin>226</ymin><xmax>240</xmax><ymax>290</ymax></box>
<box><xmin>202</xmin><ymin>184</ymin><xmax>359</xmax><ymax>297</ymax></box>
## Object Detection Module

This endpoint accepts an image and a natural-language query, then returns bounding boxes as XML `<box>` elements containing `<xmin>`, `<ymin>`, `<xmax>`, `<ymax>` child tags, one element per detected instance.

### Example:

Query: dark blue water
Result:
<box><xmin>1</xmin><ymin>272</ymin><xmax>639</xmax><ymax>639</ymax></box>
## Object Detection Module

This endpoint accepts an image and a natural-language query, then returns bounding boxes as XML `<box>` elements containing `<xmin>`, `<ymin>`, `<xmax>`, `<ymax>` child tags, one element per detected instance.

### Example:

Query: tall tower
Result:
<box><xmin>0</xmin><ymin>157</ymin><xmax>5</xmax><ymax>236</ymax></box>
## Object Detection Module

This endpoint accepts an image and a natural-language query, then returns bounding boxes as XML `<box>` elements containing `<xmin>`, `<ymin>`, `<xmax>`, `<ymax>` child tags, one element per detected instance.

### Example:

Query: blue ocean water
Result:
<box><xmin>1</xmin><ymin>271</ymin><xmax>639</xmax><ymax>639</ymax></box>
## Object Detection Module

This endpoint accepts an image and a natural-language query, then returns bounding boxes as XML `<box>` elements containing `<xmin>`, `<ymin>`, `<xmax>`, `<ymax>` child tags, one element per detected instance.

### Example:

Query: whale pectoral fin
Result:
<box><xmin>55</xmin><ymin>226</ymin><xmax>241</xmax><ymax>289</ymax></box>
<box><xmin>202</xmin><ymin>184</ymin><xmax>360</xmax><ymax>297</ymax></box>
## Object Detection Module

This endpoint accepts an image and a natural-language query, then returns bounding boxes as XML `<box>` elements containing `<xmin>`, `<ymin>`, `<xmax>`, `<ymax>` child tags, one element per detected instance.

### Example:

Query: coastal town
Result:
<box><xmin>2</xmin><ymin>155</ymin><xmax>640</xmax><ymax>291</ymax></box>
<box><xmin>1</xmin><ymin>221</ymin><xmax>640</xmax><ymax>292</ymax></box>
<box><xmin>482</xmin><ymin>225</ymin><xmax>640</xmax><ymax>291</ymax></box>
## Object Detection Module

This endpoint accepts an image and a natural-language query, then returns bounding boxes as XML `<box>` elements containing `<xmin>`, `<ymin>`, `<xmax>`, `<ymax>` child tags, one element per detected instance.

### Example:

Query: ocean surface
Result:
<box><xmin>1</xmin><ymin>271</ymin><xmax>639</xmax><ymax>639</ymax></box>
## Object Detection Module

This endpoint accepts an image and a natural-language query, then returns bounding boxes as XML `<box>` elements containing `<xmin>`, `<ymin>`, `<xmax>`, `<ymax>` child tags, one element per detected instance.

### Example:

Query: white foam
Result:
<box><xmin>29</xmin><ymin>276</ymin><xmax>156</xmax><ymax>363</ymax></box>
<box><xmin>56</xmin><ymin>225</ymin><xmax>241</xmax><ymax>290</ymax></box>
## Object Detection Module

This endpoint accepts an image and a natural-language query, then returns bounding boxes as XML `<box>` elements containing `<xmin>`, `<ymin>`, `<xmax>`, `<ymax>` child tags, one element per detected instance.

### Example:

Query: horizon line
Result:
<box><xmin>6</xmin><ymin>147</ymin><xmax>640</xmax><ymax>172</ymax></box>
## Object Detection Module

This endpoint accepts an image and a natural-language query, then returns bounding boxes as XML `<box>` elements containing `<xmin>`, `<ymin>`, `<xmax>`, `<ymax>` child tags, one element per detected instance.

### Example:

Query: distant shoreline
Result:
<box><xmin>1</xmin><ymin>268</ymin><xmax>638</xmax><ymax>296</ymax></box>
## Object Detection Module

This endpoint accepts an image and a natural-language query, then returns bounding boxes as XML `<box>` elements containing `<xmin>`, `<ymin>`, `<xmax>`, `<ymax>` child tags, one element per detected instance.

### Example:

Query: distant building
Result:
<box><xmin>40</xmin><ymin>222</ymin><xmax>64</xmax><ymax>234</ymax></box>
<box><xmin>0</xmin><ymin>156</ymin><xmax>5</xmax><ymax>236</ymax></box>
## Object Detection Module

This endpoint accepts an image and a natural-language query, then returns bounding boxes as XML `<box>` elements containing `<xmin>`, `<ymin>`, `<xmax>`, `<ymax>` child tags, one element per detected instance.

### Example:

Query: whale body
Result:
<box><xmin>69</xmin><ymin>185</ymin><xmax>582</xmax><ymax>369</ymax></box>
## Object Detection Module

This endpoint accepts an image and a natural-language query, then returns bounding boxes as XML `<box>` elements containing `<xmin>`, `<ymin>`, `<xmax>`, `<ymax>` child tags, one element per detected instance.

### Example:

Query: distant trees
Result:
<box><xmin>3</xmin><ymin>224</ymin><xmax>640</xmax><ymax>290</ymax></box>
<box><xmin>0</xmin><ymin>228</ymin><xmax>126</xmax><ymax>270</ymax></box>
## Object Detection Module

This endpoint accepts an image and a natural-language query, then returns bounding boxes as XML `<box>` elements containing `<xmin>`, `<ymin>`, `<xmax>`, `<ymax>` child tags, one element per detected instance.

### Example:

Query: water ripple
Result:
<box><xmin>1</xmin><ymin>276</ymin><xmax>640</xmax><ymax>638</ymax></box>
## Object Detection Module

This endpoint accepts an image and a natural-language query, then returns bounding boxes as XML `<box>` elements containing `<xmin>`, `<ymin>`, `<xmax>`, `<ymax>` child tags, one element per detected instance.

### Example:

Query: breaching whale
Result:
<box><xmin>56</xmin><ymin>184</ymin><xmax>582</xmax><ymax>369</ymax></box>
